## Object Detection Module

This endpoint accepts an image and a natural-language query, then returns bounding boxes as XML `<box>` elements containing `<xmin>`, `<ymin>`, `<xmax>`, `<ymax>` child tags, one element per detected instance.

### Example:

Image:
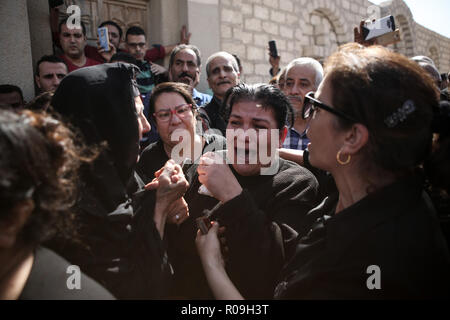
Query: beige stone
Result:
<box><xmin>245</xmin><ymin>18</ymin><xmax>262</xmax><ymax>31</ymax></box>
<box><xmin>254</xmin><ymin>5</ymin><xmax>269</xmax><ymax>19</ymax></box>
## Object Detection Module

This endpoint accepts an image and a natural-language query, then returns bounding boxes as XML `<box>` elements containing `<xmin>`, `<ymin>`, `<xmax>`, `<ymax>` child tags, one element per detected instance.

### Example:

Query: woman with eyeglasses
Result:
<box><xmin>196</xmin><ymin>44</ymin><xmax>450</xmax><ymax>299</ymax></box>
<box><xmin>136</xmin><ymin>82</ymin><xmax>225</xmax><ymax>224</ymax></box>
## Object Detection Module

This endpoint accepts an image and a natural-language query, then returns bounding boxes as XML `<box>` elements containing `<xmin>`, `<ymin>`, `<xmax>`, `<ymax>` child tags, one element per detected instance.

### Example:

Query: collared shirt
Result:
<box><xmin>135</xmin><ymin>60</ymin><xmax>156</xmax><ymax>95</ymax></box>
<box><xmin>59</xmin><ymin>55</ymin><xmax>101</xmax><ymax>73</ymax></box>
<box><xmin>192</xmin><ymin>88</ymin><xmax>212</xmax><ymax>107</ymax></box>
<box><xmin>282</xmin><ymin>127</ymin><xmax>309</xmax><ymax>150</ymax></box>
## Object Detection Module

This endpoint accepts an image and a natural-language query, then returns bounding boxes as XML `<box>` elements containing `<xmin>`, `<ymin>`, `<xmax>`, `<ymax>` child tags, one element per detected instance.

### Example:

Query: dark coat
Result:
<box><xmin>47</xmin><ymin>63</ymin><xmax>171</xmax><ymax>299</ymax></box>
<box><xmin>275</xmin><ymin>173</ymin><xmax>450</xmax><ymax>299</ymax></box>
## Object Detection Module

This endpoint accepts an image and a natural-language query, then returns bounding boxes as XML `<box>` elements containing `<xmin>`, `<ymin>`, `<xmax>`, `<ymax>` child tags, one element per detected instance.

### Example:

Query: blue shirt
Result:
<box><xmin>192</xmin><ymin>88</ymin><xmax>212</xmax><ymax>107</ymax></box>
<box><xmin>282</xmin><ymin>127</ymin><xmax>309</xmax><ymax>150</ymax></box>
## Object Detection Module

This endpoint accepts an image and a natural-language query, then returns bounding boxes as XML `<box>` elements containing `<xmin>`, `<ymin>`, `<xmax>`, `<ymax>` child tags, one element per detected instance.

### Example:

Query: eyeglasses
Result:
<box><xmin>302</xmin><ymin>92</ymin><xmax>358</xmax><ymax>123</ymax></box>
<box><xmin>127</xmin><ymin>42</ymin><xmax>146</xmax><ymax>49</ymax></box>
<box><xmin>153</xmin><ymin>104</ymin><xmax>194</xmax><ymax>122</ymax></box>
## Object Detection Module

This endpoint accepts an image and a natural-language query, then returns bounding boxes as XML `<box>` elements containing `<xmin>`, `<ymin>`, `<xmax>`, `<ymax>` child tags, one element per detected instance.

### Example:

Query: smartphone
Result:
<box><xmin>363</xmin><ymin>15</ymin><xmax>396</xmax><ymax>41</ymax></box>
<box><xmin>97</xmin><ymin>27</ymin><xmax>110</xmax><ymax>51</ymax></box>
<box><xmin>268</xmin><ymin>40</ymin><xmax>278</xmax><ymax>58</ymax></box>
<box><xmin>375</xmin><ymin>29</ymin><xmax>401</xmax><ymax>46</ymax></box>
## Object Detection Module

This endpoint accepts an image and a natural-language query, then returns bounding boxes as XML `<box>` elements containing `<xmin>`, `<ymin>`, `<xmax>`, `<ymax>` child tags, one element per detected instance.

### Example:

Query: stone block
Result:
<box><xmin>254</xmin><ymin>5</ymin><xmax>269</xmax><ymax>20</ymax></box>
<box><xmin>254</xmin><ymin>33</ymin><xmax>269</xmax><ymax>46</ymax></box>
<box><xmin>270</xmin><ymin>10</ymin><xmax>286</xmax><ymax>23</ymax></box>
<box><xmin>263</xmin><ymin>0</ymin><xmax>279</xmax><ymax>9</ymax></box>
<box><xmin>262</xmin><ymin>20</ymin><xmax>279</xmax><ymax>35</ymax></box>
<box><xmin>279</xmin><ymin>0</ymin><xmax>293</xmax><ymax>12</ymax></box>
<box><xmin>242</xmin><ymin>3</ymin><xmax>253</xmax><ymax>15</ymax></box>
<box><xmin>221</xmin><ymin>25</ymin><xmax>232</xmax><ymax>38</ymax></box>
<box><xmin>280</xmin><ymin>25</ymin><xmax>294</xmax><ymax>39</ymax></box>
<box><xmin>244</xmin><ymin>18</ymin><xmax>262</xmax><ymax>31</ymax></box>
<box><xmin>234</xmin><ymin>28</ymin><xmax>254</xmax><ymax>44</ymax></box>
<box><xmin>247</xmin><ymin>45</ymin><xmax>265</xmax><ymax>60</ymax></box>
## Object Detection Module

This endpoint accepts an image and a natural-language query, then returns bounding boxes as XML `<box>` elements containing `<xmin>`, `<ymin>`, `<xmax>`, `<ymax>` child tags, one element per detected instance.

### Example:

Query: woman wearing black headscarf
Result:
<box><xmin>48</xmin><ymin>63</ymin><xmax>188</xmax><ymax>299</ymax></box>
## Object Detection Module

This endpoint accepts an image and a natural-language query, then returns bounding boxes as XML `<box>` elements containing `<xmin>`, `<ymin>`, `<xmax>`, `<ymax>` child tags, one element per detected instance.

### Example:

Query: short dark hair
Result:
<box><xmin>35</xmin><ymin>55</ymin><xmax>68</xmax><ymax>76</ymax></box>
<box><xmin>99</xmin><ymin>20</ymin><xmax>123</xmax><ymax>40</ymax></box>
<box><xmin>149</xmin><ymin>82</ymin><xmax>196</xmax><ymax>119</ymax></box>
<box><xmin>169</xmin><ymin>44</ymin><xmax>202</xmax><ymax>69</ymax></box>
<box><xmin>125</xmin><ymin>26</ymin><xmax>146</xmax><ymax>41</ymax></box>
<box><xmin>58</xmin><ymin>17</ymin><xmax>87</xmax><ymax>36</ymax></box>
<box><xmin>223</xmin><ymin>83</ymin><xmax>294</xmax><ymax>130</ymax></box>
<box><xmin>110</xmin><ymin>52</ymin><xmax>138</xmax><ymax>65</ymax></box>
<box><xmin>0</xmin><ymin>84</ymin><xmax>24</xmax><ymax>102</ymax></box>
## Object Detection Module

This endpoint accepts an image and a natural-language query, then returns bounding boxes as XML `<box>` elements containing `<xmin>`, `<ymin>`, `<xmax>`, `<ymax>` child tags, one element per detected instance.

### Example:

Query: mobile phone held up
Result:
<box><xmin>97</xmin><ymin>27</ymin><xmax>110</xmax><ymax>52</ymax></box>
<box><xmin>268</xmin><ymin>40</ymin><xmax>278</xmax><ymax>58</ymax></box>
<box><xmin>362</xmin><ymin>15</ymin><xmax>396</xmax><ymax>41</ymax></box>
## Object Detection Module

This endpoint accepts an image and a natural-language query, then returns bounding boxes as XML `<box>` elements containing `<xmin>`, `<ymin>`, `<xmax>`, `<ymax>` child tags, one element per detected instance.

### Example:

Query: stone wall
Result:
<box><xmin>219</xmin><ymin>0</ymin><xmax>450</xmax><ymax>84</ymax></box>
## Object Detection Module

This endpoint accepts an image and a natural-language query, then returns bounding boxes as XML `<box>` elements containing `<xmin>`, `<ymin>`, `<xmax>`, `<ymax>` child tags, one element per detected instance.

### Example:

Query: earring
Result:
<box><xmin>336</xmin><ymin>150</ymin><xmax>351</xmax><ymax>165</ymax></box>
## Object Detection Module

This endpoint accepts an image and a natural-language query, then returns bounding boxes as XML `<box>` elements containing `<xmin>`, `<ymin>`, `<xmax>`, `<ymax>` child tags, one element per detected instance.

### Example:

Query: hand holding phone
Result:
<box><xmin>268</xmin><ymin>40</ymin><xmax>278</xmax><ymax>58</ymax></box>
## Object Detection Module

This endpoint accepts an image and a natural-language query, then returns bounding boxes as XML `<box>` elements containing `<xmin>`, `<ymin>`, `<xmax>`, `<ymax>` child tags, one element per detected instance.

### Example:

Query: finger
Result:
<box><xmin>145</xmin><ymin>179</ymin><xmax>159</xmax><ymax>190</ymax></box>
<box><xmin>176</xmin><ymin>211</ymin><xmax>189</xmax><ymax>225</ymax></box>
<box><xmin>172</xmin><ymin>163</ymin><xmax>182</xmax><ymax>175</ymax></box>
<box><xmin>199</xmin><ymin>155</ymin><xmax>214</xmax><ymax>166</ymax></box>
<box><xmin>354</xmin><ymin>27</ymin><xmax>359</xmax><ymax>40</ymax></box>
<box><xmin>197</xmin><ymin>163</ymin><xmax>207</xmax><ymax>175</ymax></box>
<box><xmin>154</xmin><ymin>167</ymin><xmax>164</xmax><ymax>178</ymax></box>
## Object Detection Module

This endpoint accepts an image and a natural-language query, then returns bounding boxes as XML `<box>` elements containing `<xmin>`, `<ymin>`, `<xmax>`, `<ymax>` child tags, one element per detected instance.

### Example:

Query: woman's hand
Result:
<box><xmin>196</xmin><ymin>221</ymin><xmax>225</xmax><ymax>270</ymax></box>
<box><xmin>146</xmin><ymin>159</ymin><xmax>189</xmax><ymax>204</ymax></box>
<box><xmin>146</xmin><ymin>160</ymin><xmax>189</xmax><ymax>238</ymax></box>
<box><xmin>197</xmin><ymin>152</ymin><xmax>243</xmax><ymax>203</ymax></box>
<box><xmin>196</xmin><ymin>221</ymin><xmax>244</xmax><ymax>300</ymax></box>
<box><xmin>166</xmin><ymin>197</ymin><xmax>189</xmax><ymax>226</ymax></box>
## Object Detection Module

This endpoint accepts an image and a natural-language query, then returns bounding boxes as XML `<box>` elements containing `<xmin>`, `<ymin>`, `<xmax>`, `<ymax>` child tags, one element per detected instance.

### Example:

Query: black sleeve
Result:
<box><xmin>207</xmin><ymin>170</ymin><xmax>320</xmax><ymax>299</ymax></box>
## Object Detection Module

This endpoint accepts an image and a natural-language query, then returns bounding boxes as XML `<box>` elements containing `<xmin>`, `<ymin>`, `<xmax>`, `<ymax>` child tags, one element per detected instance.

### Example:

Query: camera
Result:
<box><xmin>363</xmin><ymin>15</ymin><xmax>396</xmax><ymax>41</ymax></box>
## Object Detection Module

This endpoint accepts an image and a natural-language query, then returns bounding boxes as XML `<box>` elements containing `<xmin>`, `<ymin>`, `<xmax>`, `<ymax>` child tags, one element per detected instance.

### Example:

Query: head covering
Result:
<box><xmin>52</xmin><ymin>62</ymin><xmax>140</xmax><ymax>185</ymax></box>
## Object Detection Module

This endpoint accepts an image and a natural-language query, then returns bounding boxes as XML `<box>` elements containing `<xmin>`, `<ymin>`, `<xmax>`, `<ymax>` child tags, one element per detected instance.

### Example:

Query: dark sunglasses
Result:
<box><xmin>302</xmin><ymin>92</ymin><xmax>358</xmax><ymax>123</ymax></box>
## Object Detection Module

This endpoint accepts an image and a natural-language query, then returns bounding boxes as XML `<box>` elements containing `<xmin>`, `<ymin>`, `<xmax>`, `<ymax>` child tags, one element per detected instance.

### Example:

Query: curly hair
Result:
<box><xmin>0</xmin><ymin>109</ymin><xmax>90</xmax><ymax>248</ymax></box>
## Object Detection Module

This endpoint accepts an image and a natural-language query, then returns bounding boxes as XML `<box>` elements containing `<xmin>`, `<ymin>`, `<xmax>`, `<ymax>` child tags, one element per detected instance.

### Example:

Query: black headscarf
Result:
<box><xmin>52</xmin><ymin>63</ymin><xmax>140</xmax><ymax>185</ymax></box>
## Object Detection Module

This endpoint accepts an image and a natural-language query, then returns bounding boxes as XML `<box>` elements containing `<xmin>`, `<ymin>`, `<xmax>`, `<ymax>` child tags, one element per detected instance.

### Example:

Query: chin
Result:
<box><xmin>232</xmin><ymin>163</ymin><xmax>261</xmax><ymax>176</ymax></box>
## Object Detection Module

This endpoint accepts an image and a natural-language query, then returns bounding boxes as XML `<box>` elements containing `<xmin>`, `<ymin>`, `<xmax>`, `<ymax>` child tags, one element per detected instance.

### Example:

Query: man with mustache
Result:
<box><xmin>281</xmin><ymin>57</ymin><xmax>323</xmax><ymax>150</ymax></box>
<box><xmin>198</xmin><ymin>51</ymin><xmax>241</xmax><ymax>135</ymax></box>
<box><xmin>58</xmin><ymin>18</ymin><xmax>101</xmax><ymax>72</ymax></box>
<box><xmin>168</xmin><ymin>45</ymin><xmax>212</xmax><ymax>107</ymax></box>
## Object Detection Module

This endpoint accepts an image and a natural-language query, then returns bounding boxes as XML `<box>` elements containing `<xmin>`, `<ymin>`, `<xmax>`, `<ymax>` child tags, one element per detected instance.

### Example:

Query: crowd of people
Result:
<box><xmin>0</xmin><ymin>11</ymin><xmax>449</xmax><ymax>300</ymax></box>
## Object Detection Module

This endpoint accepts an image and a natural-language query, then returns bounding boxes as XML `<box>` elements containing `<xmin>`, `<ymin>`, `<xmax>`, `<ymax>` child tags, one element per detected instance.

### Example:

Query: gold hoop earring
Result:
<box><xmin>336</xmin><ymin>150</ymin><xmax>351</xmax><ymax>165</ymax></box>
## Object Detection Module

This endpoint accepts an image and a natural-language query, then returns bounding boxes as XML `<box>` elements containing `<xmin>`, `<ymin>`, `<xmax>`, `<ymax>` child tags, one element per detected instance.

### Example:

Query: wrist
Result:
<box><xmin>220</xmin><ymin>185</ymin><xmax>243</xmax><ymax>203</ymax></box>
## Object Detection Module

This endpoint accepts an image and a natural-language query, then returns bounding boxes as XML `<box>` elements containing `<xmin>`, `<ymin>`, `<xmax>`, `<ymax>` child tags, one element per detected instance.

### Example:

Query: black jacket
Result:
<box><xmin>198</xmin><ymin>96</ymin><xmax>228</xmax><ymax>136</ymax></box>
<box><xmin>47</xmin><ymin>63</ymin><xmax>171</xmax><ymax>299</ymax></box>
<box><xmin>169</xmin><ymin>157</ymin><xmax>320</xmax><ymax>299</ymax></box>
<box><xmin>275</xmin><ymin>173</ymin><xmax>450</xmax><ymax>299</ymax></box>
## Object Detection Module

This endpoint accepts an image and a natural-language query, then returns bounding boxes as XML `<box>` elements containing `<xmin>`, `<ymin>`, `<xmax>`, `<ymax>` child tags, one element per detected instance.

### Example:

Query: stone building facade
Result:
<box><xmin>220</xmin><ymin>0</ymin><xmax>450</xmax><ymax>84</ymax></box>
<box><xmin>1</xmin><ymin>0</ymin><xmax>449</xmax><ymax>101</ymax></box>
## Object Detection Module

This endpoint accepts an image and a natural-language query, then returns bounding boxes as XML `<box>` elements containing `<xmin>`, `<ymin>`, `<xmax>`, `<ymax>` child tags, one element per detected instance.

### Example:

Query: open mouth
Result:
<box><xmin>234</xmin><ymin>146</ymin><xmax>258</xmax><ymax>164</ymax></box>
